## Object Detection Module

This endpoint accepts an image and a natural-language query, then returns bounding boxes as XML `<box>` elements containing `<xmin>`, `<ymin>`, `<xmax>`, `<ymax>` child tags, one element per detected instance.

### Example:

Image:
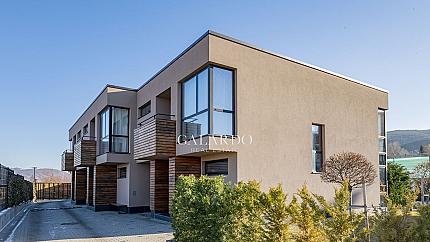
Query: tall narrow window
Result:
<box><xmin>213</xmin><ymin>67</ymin><xmax>234</xmax><ymax>135</ymax></box>
<box><xmin>378</xmin><ymin>109</ymin><xmax>387</xmax><ymax>205</ymax></box>
<box><xmin>181</xmin><ymin>65</ymin><xmax>234</xmax><ymax>140</ymax></box>
<box><xmin>182</xmin><ymin>68</ymin><xmax>209</xmax><ymax>138</ymax></box>
<box><xmin>100</xmin><ymin>108</ymin><xmax>110</xmax><ymax>154</ymax></box>
<box><xmin>312</xmin><ymin>124</ymin><xmax>324</xmax><ymax>172</ymax></box>
<box><xmin>111</xmin><ymin>107</ymin><xmax>129</xmax><ymax>153</ymax></box>
<box><xmin>99</xmin><ymin>106</ymin><xmax>129</xmax><ymax>154</ymax></box>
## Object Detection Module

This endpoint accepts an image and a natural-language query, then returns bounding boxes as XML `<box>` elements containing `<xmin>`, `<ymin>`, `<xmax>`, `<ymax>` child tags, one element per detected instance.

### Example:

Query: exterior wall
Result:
<box><xmin>168</xmin><ymin>156</ymin><xmax>201</xmax><ymax>210</ymax></box>
<box><xmin>208</xmin><ymin>34</ymin><xmax>388</xmax><ymax>205</ymax></box>
<box><xmin>136</xmin><ymin>35</ymin><xmax>209</xmax><ymax>135</ymax></box>
<box><xmin>150</xmin><ymin>160</ymin><xmax>169</xmax><ymax>212</ymax></box>
<box><xmin>74</xmin><ymin>168</ymin><xmax>87</xmax><ymax>205</ymax></box>
<box><xmin>93</xmin><ymin>165</ymin><xmax>117</xmax><ymax>211</ymax></box>
<box><xmin>117</xmin><ymin>164</ymin><xmax>129</xmax><ymax>205</ymax></box>
<box><xmin>86</xmin><ymin>167</ymin><xmax>94</xmax><ymax>206</ymax></box>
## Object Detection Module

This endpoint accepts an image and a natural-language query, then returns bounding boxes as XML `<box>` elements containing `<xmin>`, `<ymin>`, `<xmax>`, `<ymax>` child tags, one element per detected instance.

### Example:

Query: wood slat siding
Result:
<box><xmin>61</xmin><ymin>152</ymin><xmax>75</xmax><ymax>171</ymax></box>
<box><xmin>71</xmin><ymin>171</ymin><xmax>75</xmax><ymax>201</ymax></box>
<box><xmin>93</xmin><ymin>165</ymin><xmax>117</xmax><ymax>207</ymax></box>
<box><xmin>150</xmin><ymin>160</ymin><xmax>169</xmax><ymax>212</ymax></box>
<box><xmin>168</xmin><ymin>156</ymin><xmax>201</xmax><ymax>211</ymax></box>
<box><xmin>74</xmin><ymin>140</ymin><xmax>96</xmax><ymax>167</ymax></box>
<box><xmin>35</xmin><ymin>183</ymin><xmax>71</xmax><ymax>200</ymax></box>
<box><xmin>74</xmin><ymin>169</ymin><xmax>87</xmax><ymax>204</ymax></box>
<box><xmin>134</xmin><ymin>118</ymin><xmax>176</xmax><ymax>160</ymax></box>
<box><xmin>86</xmin><ymin>167</ymin><xmax>94</xmax><ymax>206</ymax></box>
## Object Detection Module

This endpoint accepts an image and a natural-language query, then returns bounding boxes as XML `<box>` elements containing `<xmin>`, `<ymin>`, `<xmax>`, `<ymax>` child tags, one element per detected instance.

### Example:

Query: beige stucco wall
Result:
<box><xmin>206</xmin><ymin>34</ymin><xmax>388</xmax><ymax>206</ymax></box>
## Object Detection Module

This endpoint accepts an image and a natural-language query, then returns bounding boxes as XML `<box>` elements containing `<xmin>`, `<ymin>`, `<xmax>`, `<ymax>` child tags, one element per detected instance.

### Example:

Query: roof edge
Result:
<box><xmin>207</xmin><ymin>30</ymin><xmax>389</xmax><ymax>94</ymax></box>
<box><xmin>137</xmin><ymin>30</ymin><xmax>211</xmax><ymax>90</ymax></box>
<box><xmin>68</xmin><ymin>84</ymin><xmax>136</xmax><ymax>132</ymax></box>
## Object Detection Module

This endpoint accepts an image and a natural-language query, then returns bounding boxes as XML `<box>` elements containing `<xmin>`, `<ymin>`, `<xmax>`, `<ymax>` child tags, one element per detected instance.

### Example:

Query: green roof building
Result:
<box><xmin>388</xmin><ymin>156</ymin><xmax>430</xmax><ymax>178</ymax></box>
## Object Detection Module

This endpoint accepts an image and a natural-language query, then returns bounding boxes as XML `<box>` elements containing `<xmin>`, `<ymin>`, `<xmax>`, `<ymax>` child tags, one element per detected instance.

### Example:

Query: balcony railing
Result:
<box><xmin>134</xmin><ymin>114</ymin><xmax>176</xmax><ymax>160</ymax></box>
<box><xmin>61</xmin><ymin>150</ymin><xmax>74</xmax><ymax>171</ymax></box>
<box><xmin>74</xmin><ymin>136</ymin><xmax>96</xmax><ymax>167</ymax></box>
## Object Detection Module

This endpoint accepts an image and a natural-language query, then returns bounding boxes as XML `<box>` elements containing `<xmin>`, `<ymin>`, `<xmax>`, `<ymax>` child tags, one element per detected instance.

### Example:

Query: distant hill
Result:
<box><xmin>13</xmin><ymin>168</ymin><xmax>71</xmax><ymax>183</ymax></box>
<box><xmin>388</xmin><ymin>129</ymin><xmax>430</xmax><ymax>154</ymax></box>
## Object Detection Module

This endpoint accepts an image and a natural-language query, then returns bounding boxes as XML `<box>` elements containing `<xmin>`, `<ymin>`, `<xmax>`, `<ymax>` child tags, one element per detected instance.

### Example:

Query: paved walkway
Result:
<box><xmin>1</xmin><ymin>200</ymin><xmax>173</xmax><ymax>242</ymax></box>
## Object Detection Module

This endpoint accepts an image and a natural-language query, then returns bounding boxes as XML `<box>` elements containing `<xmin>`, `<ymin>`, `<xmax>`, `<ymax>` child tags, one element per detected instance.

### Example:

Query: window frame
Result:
<box><xmin>118</xmin><ymin>167</ymin><xmax>127</xmax><ymax>179</ymax></box>
<box><xmin>138</xmin><ymin>100</ymin><xmax>151</xmax><ymax>118</ymax></box>
<box><xmin>204</xmin><ymin>159</ymin><xmax>229</xmax><ymax>176</ymax></box>
<box><xmin>98</xmin><ymin>106</ymin><xmax>130</xmax><ymax>155</ymax></box>
<box><xmin>311</xmin><ymin>123</ymin><xmax>324</xmax><ymax>173</ymax></box>
<box><xmin>378</xmin><ymin>109</ymin><xmax>388</xmax><ymax>203</ymax></box>
<box><xmin>180</xmin><ymin>64</ymin><xmax>235</xmax><ymax>140</ymax></box>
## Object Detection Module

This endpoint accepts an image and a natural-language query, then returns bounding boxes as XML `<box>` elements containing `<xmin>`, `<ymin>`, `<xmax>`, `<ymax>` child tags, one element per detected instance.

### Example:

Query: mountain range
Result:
<box><xmin>13</xmin><ymin>168</ymin><xmax>71</xmax><ymax>183</ymax></box>
<box><xmin>387</xmin><ymin>129</ymin><xmax>430</xmax><ymax>154</ymax></box>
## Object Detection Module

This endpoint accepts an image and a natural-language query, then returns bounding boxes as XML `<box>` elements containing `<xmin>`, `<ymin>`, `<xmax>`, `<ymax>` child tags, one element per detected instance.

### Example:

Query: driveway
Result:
<box><xmin>1</xmin><ymin>200</ymin><xmax>173</xmax><ymax>242</ymax></box>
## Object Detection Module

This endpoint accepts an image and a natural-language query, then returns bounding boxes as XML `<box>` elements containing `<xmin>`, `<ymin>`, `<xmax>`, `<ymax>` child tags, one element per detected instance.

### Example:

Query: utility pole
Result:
<box><xmin>32</xmin><ymin>166</ymin><xmax>37</xmax><ymax>202</ymax></box>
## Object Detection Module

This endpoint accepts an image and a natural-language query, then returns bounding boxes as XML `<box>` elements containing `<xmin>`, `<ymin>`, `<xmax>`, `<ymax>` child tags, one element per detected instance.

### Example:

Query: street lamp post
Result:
<box><xmin>32</xmin><ymin>166</ymin><xmax>37</xmax><ymax>202</ymax></box>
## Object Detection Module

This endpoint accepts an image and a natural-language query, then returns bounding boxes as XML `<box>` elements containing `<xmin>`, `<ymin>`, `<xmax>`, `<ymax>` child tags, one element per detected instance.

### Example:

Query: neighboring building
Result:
<box><xmin>61</xmin><ymin>31</ymin><xmax>389</xmax><ymax>214</ymax></box>
<box><xmin>388</xmin><ymin>156</ymin><xmax>430</xmax><ymax>177</ymax></box>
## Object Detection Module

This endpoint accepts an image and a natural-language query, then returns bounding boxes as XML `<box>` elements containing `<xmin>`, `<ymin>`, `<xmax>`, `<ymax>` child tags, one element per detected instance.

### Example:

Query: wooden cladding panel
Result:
<box><xmin>134</xmin><ymin>118</ymin><xmax>176</xmax><ymax>160</ymax></box>
<box><xmin>74</xmin><ymin>140</ymin><xmax>96</xmax><ymax>167</ymax></box>
<box><xmin>150</xmin><ymin>160</ymin><xmax>169</xmax><ymax>212</ymax></box>
<box><xmin>168</xmin><ymin>156</ymin><xmax>201</xmax><ymax>210</ymax></box>
<box><xmin>86</xmin><ymin>167</ymin><xmax>94</xmax><ymax>206</ymax></box>
<box><xmin>94</xmin><ymin>165</ymin><xmax>117</xmax><ymax>206</ymax></box>
<box><xmin>71</xmin><ymin>171</ymin><xmax>75</xmax><ymax>201</ymax></box>
<box><xmin>61</xmin><ymin>152</ymin><xmax>75</xmax><ymax>171</ymax></box>
<box><xmin>74</xmin><ymin>169</ymin><xmax>87</xmax><ymax>204</ymax></box>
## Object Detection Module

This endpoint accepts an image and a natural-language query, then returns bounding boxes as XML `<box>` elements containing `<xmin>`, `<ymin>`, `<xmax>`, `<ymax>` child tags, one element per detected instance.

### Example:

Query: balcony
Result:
<box><xmin>61</xmin><ymin>150</ymin><xmax>75</xmax><ymax>171</ymax></box>
<box><xmin>134</xmin><ymin>114</ymin><xmax>176</xmax><ymax>160</ymax></box>
<box><xmin>74</xmin><ymin>136</ymin><xmax>96</xmax><ymax>167</ymax></box>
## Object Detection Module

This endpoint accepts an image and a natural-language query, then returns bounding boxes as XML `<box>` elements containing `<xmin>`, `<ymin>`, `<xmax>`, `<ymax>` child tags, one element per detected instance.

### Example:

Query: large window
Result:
<box><xmin>378</xmin><ymin>109</ymin><xmax>388</xmax><ymax>204</ymax></box>
<box><xmin>99</xmin><ymin>106</ymin><xmax>129</xmax><ymax>154</ymax></box>
<box><xmin>181</xmin><ymin>66</ymin><xmax>234</xmax><ymax>139</ymax></box>
<box><xmin>312</xmin><ymin>124</ymin><xmax>324</xmax><ymax>172</ymax></box>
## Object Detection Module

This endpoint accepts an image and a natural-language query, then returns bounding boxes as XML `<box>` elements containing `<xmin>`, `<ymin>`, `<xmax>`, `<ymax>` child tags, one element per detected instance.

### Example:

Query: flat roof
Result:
<box><xmin>69</xmin><ymin>84</ymin><xmax>136</xmax><ymax>132</ymax></box>
<box><xmin>138</xmin><ymin>30</ymin><xmax>389</xmax><ymax>93</ymax></box>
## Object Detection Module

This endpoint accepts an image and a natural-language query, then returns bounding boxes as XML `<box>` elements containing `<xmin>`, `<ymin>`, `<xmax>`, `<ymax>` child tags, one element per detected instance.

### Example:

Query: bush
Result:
<box><xmin>416</xmin><ymin>204</ymin><xmax>430</xmax><ymax>241</ymax></box>
<box><xmin>228</xmin><ymin>181</ymin><xmax>264</xmax><ymax>242</ymax></box>
<box><xmin>261</xmin><ymin>185</ymin><xmax>290</xmax><ymax>242</ymax></box>
<box><xmin>171</xmin><ymin>175</ymin><xmax>233</xmax><ymax>242</ymax></box>
<box><xmin>8</xmin><ymin>176</ymin><xmax>32</xmax><ymax>207</ymax></box>
<box><xmin>288</xmin><ymin>185</ymin><xmax>327</xmax><ymax>242</ymax></box>
<box><xmin>314</xmin><ymin>180</ymin><xmax>364</xmax><ymax>242</ymax></box>
<box><xmin>370</xmin><ymin>193</ymin><xmax>418</xmax><ymax>242</ymax></box>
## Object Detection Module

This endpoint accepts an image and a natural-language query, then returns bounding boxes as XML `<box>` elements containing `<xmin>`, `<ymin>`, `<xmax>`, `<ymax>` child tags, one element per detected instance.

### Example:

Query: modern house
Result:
<box><xmin>61</xmin><ymin>31</ymin><xmax>389</xmax><ymax>214</ymax></box>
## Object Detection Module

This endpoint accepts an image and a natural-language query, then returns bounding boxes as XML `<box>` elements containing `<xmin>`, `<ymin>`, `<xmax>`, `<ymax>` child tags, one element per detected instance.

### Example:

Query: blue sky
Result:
<box><xmin>0</xmin><ymin>1</ymin><xmax>429</xmax><ymax>169</ymax></box>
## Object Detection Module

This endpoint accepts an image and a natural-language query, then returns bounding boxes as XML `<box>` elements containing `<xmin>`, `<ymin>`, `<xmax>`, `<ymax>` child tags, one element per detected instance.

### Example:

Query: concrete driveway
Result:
<box><xmin>1</xmin><ymin>200</ymin><xmax>173</xmax><ymax>242</ymax></box>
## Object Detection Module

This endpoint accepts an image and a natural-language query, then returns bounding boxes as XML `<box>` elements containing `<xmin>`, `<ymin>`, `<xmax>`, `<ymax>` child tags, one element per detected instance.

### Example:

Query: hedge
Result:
<box><xmin>171</xmin><ymin>175</ymin><xmax>430</xmax><ymax>242</ymax></box>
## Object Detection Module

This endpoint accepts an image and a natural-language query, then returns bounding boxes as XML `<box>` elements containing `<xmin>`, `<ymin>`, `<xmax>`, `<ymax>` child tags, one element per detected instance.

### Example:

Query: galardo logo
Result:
<box><xmin>177</xmin><ymin>135</ymin><xmax>253</xmax><ymax>153</ymax></box>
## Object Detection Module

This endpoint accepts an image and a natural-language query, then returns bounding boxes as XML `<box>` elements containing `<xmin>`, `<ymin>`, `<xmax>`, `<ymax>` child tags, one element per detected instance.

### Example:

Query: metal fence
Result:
<box><xmin>35</xmin><ymin>183</ymin><xmax>71</xmax><ymax>200</ymax></box>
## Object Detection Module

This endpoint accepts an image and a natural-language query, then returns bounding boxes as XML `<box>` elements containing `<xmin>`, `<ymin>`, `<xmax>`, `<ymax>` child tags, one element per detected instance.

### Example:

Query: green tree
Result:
<box><xmin>288</xmin><ymin>185</ymin><xmax>327</xmax><ymax>242</ymax></box>
<box><xmin>387</xmin><ymin>162</ymin><xmax>412</xmax><ymax>205</ymax></box>
<box><xmin>228</xmin><ymin>181</ymin><xmax>265</xmax><ymax>242</ymax></box>
<box><xmin>314</xmin><ymin>180</ymin><xmax>364</xmax><ymax>242</ymax></box>
<box><xmin>260</xmin><ymin>185</ymin><xmax>290</xmax><ymax>242</ymax></box>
